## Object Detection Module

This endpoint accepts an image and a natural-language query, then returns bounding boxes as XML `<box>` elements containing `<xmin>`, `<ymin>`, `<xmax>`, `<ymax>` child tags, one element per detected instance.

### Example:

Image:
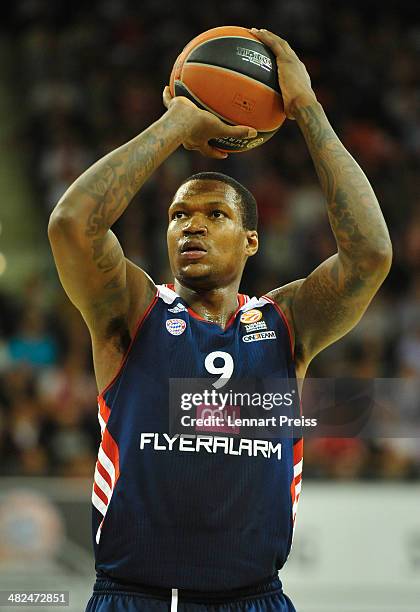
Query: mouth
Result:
<box><xmin>180</xmin><ymin>241</ymin><xmax>208</xmax><ymax>260</ymax></box>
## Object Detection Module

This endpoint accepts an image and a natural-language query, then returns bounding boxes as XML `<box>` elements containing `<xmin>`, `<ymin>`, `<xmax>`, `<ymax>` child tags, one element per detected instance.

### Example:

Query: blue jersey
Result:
<box><xmin>91</xmin><ymin>284</ymin><xmax>303</xmax><ymax>591</ymax></box>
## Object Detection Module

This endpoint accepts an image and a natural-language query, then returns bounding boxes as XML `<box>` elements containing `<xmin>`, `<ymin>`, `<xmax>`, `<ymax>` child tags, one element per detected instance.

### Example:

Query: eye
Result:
<box><xmin>210</xmin><ymin>210</ymin><xmax>225</xmax><ymax>219</ymax></box>
<box><xmin>172</xmin><ymin>211</ymin><xmax>186</xmax><ymax>220</ymax></box>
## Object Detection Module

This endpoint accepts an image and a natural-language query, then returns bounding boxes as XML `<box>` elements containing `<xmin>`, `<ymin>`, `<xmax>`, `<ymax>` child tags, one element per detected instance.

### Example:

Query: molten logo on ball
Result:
<box><xmin>236</xmin><ymin>47</ymin><xmax>272</xmax><ymax>72</ymax></box>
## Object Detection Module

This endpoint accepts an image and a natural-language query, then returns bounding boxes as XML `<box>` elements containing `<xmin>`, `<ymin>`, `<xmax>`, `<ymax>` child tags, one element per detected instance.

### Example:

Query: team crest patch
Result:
<box><xmin>240</xmin><ymin>309</ymin><xmax>262</xmax><ymax>324</ymax></box>
<box><xmin>166</xmin><ymin>318</ymin><xmax>186</xmax><ymax>335</ymax></box>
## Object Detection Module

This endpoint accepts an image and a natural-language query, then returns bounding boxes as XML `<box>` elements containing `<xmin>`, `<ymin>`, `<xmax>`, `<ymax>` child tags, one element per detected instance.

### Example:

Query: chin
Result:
<box><xmin>176</xmin><ymin>266</ymin><xmax>218</xmax><ymax>289</ymax></box>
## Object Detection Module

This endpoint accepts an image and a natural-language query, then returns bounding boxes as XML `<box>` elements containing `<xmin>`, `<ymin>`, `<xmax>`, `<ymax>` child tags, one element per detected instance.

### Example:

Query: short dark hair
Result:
<box><xmin>176</xmin><ymin>172</ymin><xmax>258</xmax><ymax>231</ymax></box>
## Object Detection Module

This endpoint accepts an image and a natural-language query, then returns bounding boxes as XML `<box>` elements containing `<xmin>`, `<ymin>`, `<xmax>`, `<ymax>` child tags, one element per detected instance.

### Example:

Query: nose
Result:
<box><xmin>183</xmin><ymin>214</ymin><xmax>207</xmax><ymax>236</ymax></box>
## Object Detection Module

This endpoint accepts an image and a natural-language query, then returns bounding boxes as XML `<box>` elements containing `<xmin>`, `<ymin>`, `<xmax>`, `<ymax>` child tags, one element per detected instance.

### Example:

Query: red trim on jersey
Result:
<box><xmin>187</xmin><ymin>308</ymin><xmax>207</xmax><ymax>323</ymax></box>
<box><xmin>293</xmin><ymin>438</ymin><xmax>304</xmax><ymax>463</ymax></box>
<box><xmin>290</xmin><ymin>438</ymin><xmax>304</xmax><ymax>523</ymax></box>
<box><xmin>225</xmin><ymin>295</ymin><xmax>248</xmax><ymax>328</ymax></box>
<box><xmin>93</xmin><ymin>398</ymin><xmax>121</xmax><ymax>525</ymax></box>
<box><xmin>262</xmin><ymin>294</ymin><xmax>295</xmax><ymax>360</ymax></box>
<box><xmin>101</xmin><ymin>427</ymin><xmax>121</xmax><ymax>482</ymax></box>
<box><xmin>166</xmin><ymin>283</ymin><xmax>249</xmax><ymax>330</ymax></box>
<box><xmin>96</xmin><ymin>460</ymin><xmax>113</xmax><ymax>489</ymax></box>
<box><xmin>187</xmin><ymin>297</ymin><xmax>246</xmax><ymax>329</ymax></box>
<box><xmin>98</xmin><ymin>395</ymin><xmax>111</xmax><ymax>424</ymax></box>
<box><xmin>93</xmin><ymin>481</ymin><xmax>109</xmax><ymax>506</ymax></box>
<box><xmin>97</xmin><ymin>290</ymin><xmax>159</xmax><ymax>398</ymax></box>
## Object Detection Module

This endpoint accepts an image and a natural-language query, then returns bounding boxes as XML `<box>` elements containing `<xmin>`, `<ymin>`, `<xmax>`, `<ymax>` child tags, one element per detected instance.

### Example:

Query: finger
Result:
<box><xmin>162</xmin><ymin>85</ymin><xmax>172</xmax><ymax>108</ymax></box>
<box><xmin>222</xmin><ymin>125</ymin><xmax>258</xmax><ymax>140</ymax></box>
<box><xmin>250</xmin><ymin>28</ymin><xmax>291</xmax><ymax>55</ymax></box>
<box><xmin>250</xmin><ymin>28</ymin><xmax>288</xmax><ymax>46</ymax></box>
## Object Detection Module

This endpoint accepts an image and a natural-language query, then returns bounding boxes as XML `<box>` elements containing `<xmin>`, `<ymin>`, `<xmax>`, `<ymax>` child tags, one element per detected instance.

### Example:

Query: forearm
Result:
<box><xmin>295</xmin><ymin>101</ymin><xmax>392</xmax><ymax>268</ymax></box>
<box><xmin>50</xmin><ymin>104</ymin><xmax>188</xmax><ymax>235</ymax></box>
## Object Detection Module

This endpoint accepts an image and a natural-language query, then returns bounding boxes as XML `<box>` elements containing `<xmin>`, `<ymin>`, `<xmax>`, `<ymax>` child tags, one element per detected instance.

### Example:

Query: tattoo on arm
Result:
<box><xmin>66</xmin><ymin>121</ymin><xmax>180</xmax><ymax>292</ymax></box>
<box><xmin>270</xmin><ymin>105</ymin><xmax>392</xmax><ymax>366</ymax></box>
<box><xmin>78</xmin><ymin>122</ymin><xmax>174</xmax><ymax>243</ymax></box>
<box><xmin>296</xmin><ymin>104</ymin><xmax>392</xmax><ymax>266</ymax></box>
<box><xmin>104</xmin><ymin>275</ymin><xmax>124</xmax><ymax>290</ymax></box>
<box><xmin>96</xmin><ymin>244</ymin><xmax>123</xmax><ymax>273</ymax></box>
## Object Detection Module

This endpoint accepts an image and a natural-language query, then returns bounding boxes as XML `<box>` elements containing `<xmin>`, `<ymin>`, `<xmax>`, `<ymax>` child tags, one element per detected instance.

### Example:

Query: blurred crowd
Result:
<box><xmin>0</xmin><ymin>0</ymin><xmax>419</xmax><ymax>479</ymax></box>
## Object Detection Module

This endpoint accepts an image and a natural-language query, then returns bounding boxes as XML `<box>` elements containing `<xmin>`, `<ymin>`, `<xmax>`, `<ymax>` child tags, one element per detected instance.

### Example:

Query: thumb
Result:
<box><xmin>223</xmin><ymin>125</ymin><xmax>258</xmax><ymax>139</ymax></box>
<box><xmin>162</xmin><ymin>85</ymin><xmax>172</xmax><ymax>109</ymax></box>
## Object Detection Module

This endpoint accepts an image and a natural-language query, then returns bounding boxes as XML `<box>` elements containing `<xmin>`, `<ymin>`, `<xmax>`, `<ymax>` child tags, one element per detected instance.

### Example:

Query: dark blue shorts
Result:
<box><xmin>85</xmin><ymin>573</ymin><xmax>296</xmax><ymax>611</ymax></box>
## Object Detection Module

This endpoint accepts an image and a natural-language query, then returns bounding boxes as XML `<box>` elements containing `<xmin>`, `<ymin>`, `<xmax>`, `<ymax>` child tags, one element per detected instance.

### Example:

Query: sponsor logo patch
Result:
<box><xmin>243</xmin><ymin>330</ymin><xmax>276</xmax><ymax>343</ymax></box>
<box><xmin>195</xmin><ymin>404</ymin><xmax>240</xmax><ymax>434</ymax></box>
<box><xmin>166</xmin><ymin>318</ymin><xmax>186</xmax><ymax>336</ymax></box>
<box><xmin>240</xmin><ymin>309</ymin><xmax>263</xmax><ymax>324</ymax></box>
<box><xmin>168</xmin><ymin>303</ymin><xmax>187</xmax><ymax>314</ymax></box>
<box><xmin>244</xmin><ymin>321</ymin><xmax>267</xmax><ymax>332</ymax></box>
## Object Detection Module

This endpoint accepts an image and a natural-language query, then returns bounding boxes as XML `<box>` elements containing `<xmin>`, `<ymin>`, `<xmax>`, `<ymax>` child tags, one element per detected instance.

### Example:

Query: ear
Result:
<box><xmin>245</xmin><ymin>230</ymin><xmax>259</xmax><ymax>257</ymax></box>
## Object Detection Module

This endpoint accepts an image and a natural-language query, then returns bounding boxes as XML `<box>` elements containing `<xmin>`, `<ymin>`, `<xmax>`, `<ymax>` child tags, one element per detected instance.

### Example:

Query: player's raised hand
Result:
<box><xmin>250</xmin><ymin>29</ymin><xmax>317</xmax><ymax>120</ymax></box>
<box><xmin>162</xmin><ymin>86</ymin><xmax>257</xmax><ymax>159</ymax></box>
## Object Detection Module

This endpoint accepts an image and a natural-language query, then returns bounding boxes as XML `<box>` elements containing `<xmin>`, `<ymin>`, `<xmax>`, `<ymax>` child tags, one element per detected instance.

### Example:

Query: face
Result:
<box><xmin>167</xmin><ymin>180</ymin><xmax>258</xmax><ymax>290</ymax></box>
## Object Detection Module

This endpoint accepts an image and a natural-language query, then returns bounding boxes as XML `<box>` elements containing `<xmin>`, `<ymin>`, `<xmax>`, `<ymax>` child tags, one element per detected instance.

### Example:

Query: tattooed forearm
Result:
<box><xmin>272</xmin><ymin>103</ymin><xmax>394</xmax><ymax>366</ymax></box>
<box><xmin>53</xmin><ymin>106</ymin><xmax>186</xmax><ymax>244</ymax></box>
<box><xmin>295</xmin><ymin>103</ymin><xmax>392</xmax><ymax>267</ymax></box>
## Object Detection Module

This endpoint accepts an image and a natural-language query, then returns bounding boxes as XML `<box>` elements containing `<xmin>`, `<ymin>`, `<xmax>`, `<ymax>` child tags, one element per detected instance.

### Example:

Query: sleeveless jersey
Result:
<box><xmin>91</xmin><ymin>284</ymin><xmax>303</xmax><ymax>591</ymax></box>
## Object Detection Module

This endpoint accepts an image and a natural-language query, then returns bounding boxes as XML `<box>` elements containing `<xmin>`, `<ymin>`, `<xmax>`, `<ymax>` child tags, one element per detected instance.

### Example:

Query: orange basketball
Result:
<box><xmin>169</xmin><ymin>26</ymin><xmax>286</xmax><ymax>153</ymax></box>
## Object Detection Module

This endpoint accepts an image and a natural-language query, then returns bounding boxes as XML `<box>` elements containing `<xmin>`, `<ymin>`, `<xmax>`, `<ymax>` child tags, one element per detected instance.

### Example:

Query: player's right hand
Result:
<box><xmin>163</xmin><ymin>86</ymin><xmax>257</xmax><ymax>159</ymax></box>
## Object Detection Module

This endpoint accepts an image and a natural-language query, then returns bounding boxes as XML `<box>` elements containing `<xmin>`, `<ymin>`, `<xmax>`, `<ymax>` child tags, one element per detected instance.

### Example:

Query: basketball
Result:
<box><xmin>169</xmin><ymin>26</ymin><xmax>286</xmax><ymax>153</ymax></box>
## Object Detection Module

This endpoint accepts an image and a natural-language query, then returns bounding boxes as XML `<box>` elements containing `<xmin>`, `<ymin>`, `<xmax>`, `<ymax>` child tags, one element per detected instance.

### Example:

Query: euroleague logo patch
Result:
<box><xmin>166</xmin><ymin>318</ymin><xmax>186</xmax><ymax>336</ymax></box>
<box><xmin>240</xmin><ymin>309</ymin><xmax>263</xmax><ymax>324</ymax></box>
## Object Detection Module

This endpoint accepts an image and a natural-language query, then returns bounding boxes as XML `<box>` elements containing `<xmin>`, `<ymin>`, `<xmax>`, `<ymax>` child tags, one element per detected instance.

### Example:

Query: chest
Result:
<box><xmin>128</xmin><ymin>304</ymin><xmax>293</xmax><ymax>383</ymax></box>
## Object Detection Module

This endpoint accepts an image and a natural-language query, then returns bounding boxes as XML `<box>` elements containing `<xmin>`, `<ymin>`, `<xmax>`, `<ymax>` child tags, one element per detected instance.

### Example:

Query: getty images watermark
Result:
<box><xmin>166</xmin><ymin>377</ymin><xmax>420</xmax><ymax>439</ymax></box>
<box><xmin>169</xmin><ymin>377</ymin><xmax>307</xmax><ymax>440</ymax></box>
<box><xmin>178</xmin><ymin>387</ymin><xmax>316</xmax><ymax>432</ymax></box>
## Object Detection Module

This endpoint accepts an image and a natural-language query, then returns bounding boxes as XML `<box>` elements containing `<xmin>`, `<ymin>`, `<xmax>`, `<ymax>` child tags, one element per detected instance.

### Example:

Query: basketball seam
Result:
<box><xmin>174</xmin><ymin>80</ymin><xmax>235</xmax><ymax>125</ymax></box>
<box><xmin>174</xmin><ymin>79</ymin><xmax>277</xmax><ymax>135</ymax></box>
<box><xmin>184</xmin><ymin>62</ymin><xmax>283</xmax><ymax>97</ymax></box>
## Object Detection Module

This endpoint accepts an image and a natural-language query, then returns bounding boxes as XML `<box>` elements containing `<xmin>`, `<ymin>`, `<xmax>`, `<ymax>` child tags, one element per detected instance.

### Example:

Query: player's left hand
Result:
<box><xmin>250</xmin><ymin>28</ymin><xmax>317</xmax><ymax>120</ymax></box>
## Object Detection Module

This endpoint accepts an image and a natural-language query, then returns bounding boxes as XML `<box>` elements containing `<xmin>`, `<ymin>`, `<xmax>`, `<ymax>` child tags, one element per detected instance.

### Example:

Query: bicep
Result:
<box><xmin>48</xmin><ymin>212</ymin><xmax>157</xmax><ymax>342</ymax></box>
<box><xmin>291</xmin><ymin>252</ymin><xmax>387</xmax><ymax>363</ymax></box>
<box><xmin>48</xmin><ymin>212</ymin><xmax>126</xmax><ymax>309</ymax></box>
<box><xmin>48</xmin><ymin>210</ymin><xmax>145</xmax><ymax>342</ymax></box>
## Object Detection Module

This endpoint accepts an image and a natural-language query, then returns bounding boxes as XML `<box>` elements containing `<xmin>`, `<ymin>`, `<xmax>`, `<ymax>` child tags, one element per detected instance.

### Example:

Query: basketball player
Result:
<box><xmin>48</xmin><ymin>29</ymin><xmax>392</xmax><ymax>611</ymax></box>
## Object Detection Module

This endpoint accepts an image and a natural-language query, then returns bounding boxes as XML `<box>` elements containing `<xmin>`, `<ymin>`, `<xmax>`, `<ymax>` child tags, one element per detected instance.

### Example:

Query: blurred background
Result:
<box><xmin>0</xmin><ymin>1</ymin><xmax>419</xmax><ymax>610</ymax></box>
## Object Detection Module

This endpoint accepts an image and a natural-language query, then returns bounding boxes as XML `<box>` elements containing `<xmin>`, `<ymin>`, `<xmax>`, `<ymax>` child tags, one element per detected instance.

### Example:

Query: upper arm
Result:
<box><xmin>267</xmin><ymin>251</ymin><xmax>391</xmax><ymax>370</ymax></box>
<box><xmin>48</xmin><ymin>210</ymin><xmax>155</xmax><ymax>334</ymax></box>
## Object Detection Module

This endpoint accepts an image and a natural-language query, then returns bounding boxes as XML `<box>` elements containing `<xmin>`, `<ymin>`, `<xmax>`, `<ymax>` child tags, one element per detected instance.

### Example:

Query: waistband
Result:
<box><xmin>94</xmin><ymin>571</ymin><xmax>283</xmax><ymax>603</ymax></box>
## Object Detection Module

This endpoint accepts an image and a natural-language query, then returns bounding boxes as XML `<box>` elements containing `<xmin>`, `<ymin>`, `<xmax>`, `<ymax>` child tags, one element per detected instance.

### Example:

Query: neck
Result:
<box><xmin>173</xmin><ymin>279</ymin><xmax>241</xmax><ymax>327</ymax></box>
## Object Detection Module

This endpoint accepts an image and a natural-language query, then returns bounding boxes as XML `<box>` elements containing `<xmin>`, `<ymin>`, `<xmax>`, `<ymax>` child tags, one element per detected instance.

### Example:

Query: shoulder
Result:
<box><xmin>265</xmin><ymin>279</ymin><xmax>305</xmax><ymax>311</ymax></box>
<box><xmin>265</xmin><ymin>279</ymin><xmax>306</xmax><ymax>366</ymax></box>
